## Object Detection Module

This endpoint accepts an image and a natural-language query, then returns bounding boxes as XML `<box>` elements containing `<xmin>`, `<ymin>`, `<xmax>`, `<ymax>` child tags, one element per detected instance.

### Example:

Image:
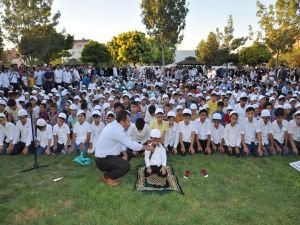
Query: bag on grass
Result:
<box><xmin>73</xmin><ymin>152</ymin><xmax>92</xmax><ymax>166</ymax></box>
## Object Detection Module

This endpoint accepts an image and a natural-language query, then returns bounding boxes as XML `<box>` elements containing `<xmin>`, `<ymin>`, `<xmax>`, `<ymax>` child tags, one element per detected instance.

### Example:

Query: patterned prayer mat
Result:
<box><xmin>135</xmin><ymin>166</ymin><xmax>184</xmax><ymax>194</ymax></box>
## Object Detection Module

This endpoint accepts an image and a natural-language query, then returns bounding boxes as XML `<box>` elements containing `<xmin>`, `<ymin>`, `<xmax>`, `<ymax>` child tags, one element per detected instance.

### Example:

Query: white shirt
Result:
<box><xmin>8</xmin><ymin>70</ymin><xmax>19</xmax><ymax>84</ymax></box>
<box><xmin>54</xmin><ymin>69</ymin><xmax>63</xmax><ymax>83</ymax></box>
<box><xmin>178</xmin><ymin>121</ymin><xmax>196</xmax><ymax>143</ymax></box>
<box><xmin>271</xmin><ymin>120</ymin><xmax>288</xmax><ymax>144</ymax></box>
<box><xmin>234</xmin><ymin>104</ymin><xmax>247</xmax><ymax>122</ymax></box>
<box><xmin>210</xmin><ymin>123</ymin><xmax>224</xmax><ymax>144</ymax></box>
<box><xmin>144</xmin><ymin>144</ymin><xmax>167</xmax><ymax>167</ymax></box>
<box><xmin>53</xmin><ymin>123</ymin><xmax>70</xmax><ymax>145</ymax></box>
<box><xmin>0</xmin><ymin>122</ymin><xmax>18</xmax><ymax>145</ymax></box>
<box><xmin>0</xmin><ymin>72</ymin><xmax>10</xmax><ymax>88</ymax></box>
<box><xmin>224</xmin><ymin>123</ymin><xmax>241</xmax><ymax>147</ymax></box>
<box><xmin>36</xmin><ymin>125</ymin><xmax>53</xmax><ymax>148</ymax></box>
<box><xmin>95</xmin><ymin>120</ymin><xmax>143</xmax><ymax>158</ymax></box>
<box><xmin>16</xmin><ymin>118</ymin><xmax>33</xmax><ymax>146</ymax></box>
<box><xmin>72</xmin><ymin>69</ymin><xmax>80</xmax><ymax>82</ymax></box>
<box><xmin>62</xmin><ymin>70</ymin><xmax>72</xmax><ymax>83</ymax></box>
<box><xmin>164</xmin><ymin>123</ymin><xmax>179</xmax><ymax>148</ymax></box>
<box><xmin>259</xmin><ymin>119</ymin><xmax>272</xmax><ymax>145</ymax></box>
<box><xmin>288</xmin><ymin>119</ymin><xmax>300</xmax><ymax>142</ymax></box>
<box><xmin>241</xmin><ymin>119</ymin><xmax>261</xmax><ymax>144</ymax></box>
<box><xmin>194</xmin><ymin>118</ymin><xmax>211</xmax><ymax>140</ymax></box>
<box><xmin>91</xmin><ymin>121</ymin><xmax>105</xmax><ymax>143</ymax></box>
<box><xmin>128</xmin><ymin>123</ymin><xmax>151</xmax><ymax>144</ymax></box>
<box><xmin>73</xmin><ymin>121</ymin><xmax>91</xmax><ymax>145</ymax></box>
<box><xmin>34</xmin><ymin>70</ymin><xmax>44</xmax><ymax>86</ymax></box>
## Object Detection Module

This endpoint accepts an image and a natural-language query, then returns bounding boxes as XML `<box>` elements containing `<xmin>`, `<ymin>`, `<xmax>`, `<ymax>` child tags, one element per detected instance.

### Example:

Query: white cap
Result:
<box><xmin>108</xmin><ymin>97</ymin><xmax>114</xmax><ymax>102</ymax></box>
<box><xmin>190</xmin><ymin>103</ymin><xmax>197</xmax><ymax>110</ymax></box>
<box><xmin>58</xmin><ymin>112</ymin><xmax>67</xmax><ymax>120</ymax></box>
<box><xmin>246</xmin><ymin>105</ymin><xmax>255</xmax><ymax>111</ymax></box>
<box><xmin>94</xmin><ymin>105</ymin><xmax>102</xmax><ymax>111</ymax></box>
<box><xmin>278</xmin><ymin>95</ymin><xmax>285</xmax><ymax>99</ymax></box>
<box><xmin>103</xmin><ymin>102</ymin><xmax>110</xmax><ymax>110</ymax></box>
<box><xmin>167</xmin><ymin>111</ymin><xmax>176</xmax><ymax>117</ymax></box>
<box><xmin>295</xmin><ymin>111</ymin><xmax>300</xmax><ymax>116</ymax></box>
<box><xmin>162</xmin><ymin>94</ymin><xmax>169</xmax><ymax>99</ymax></box>
<box><xmin>283</xmin><ymin>103</ymin><xmax>292</xmax><ymax>110</ymax></box>
<box><xmin>169</xmin><ymin>99</ymin><xmax>175</xmax><ymax>104</ymax></box>
<box><xmin>0</xmin><ymin>113</ymin><xmax>6</xmax><ymax>118</ymax></box>
<box><xmin>183</xmin><ymin>108</ymin><xmax>192</xmax><ymax>115</ymax></box>
<box><xmin>176</xmin><ymin>105</ymin><xmax>183</xmax><ymax>110</ymax></box>
<box><xmin>32</xmin><ymin>90</ymin><xmax>38</xmax><ymax>95</ymax></box>
<box><xmin>289</xmin><ymin>98</ymin><xmax>297</xmax><ymax>103</ymax></box>
<box><xmin>74</xmin><ymin>96</ymin><xmax>81</xmax><ymax>100</ymax></box>
<box><xmin>226</xmin><ymin>105</ymin><xmax>233</xmax><ymax>111</ymax></box>
<box><xmin>36</xmin><ymin>118</ymin><xmax>46</xmax><ymax>126</ymax></box>
<box><xmin>269</xmin><ymin>97</ymin><xmax>276</xmax><ymax>102</ymax></box>
<box><xmin>70</xmin><ymin>104</ymin><xmax>77</xmax><ymax>110</ymax></box>
<box><xmin>258</xmin><ymin>95</ymin><xmax>266</xmax><ymax>101</ymax></box>
<box><xmin>30</xmin><ymin>96</ymin><xmax>38</xmax><ymax>101</ymax></box>
<box><xmin>77</xmin><ymin>110</ymin><xmax>85</xmax><ymax>117</ymax></box>
<box><xmin>261</xmin><ymin>109</ymin><xmax>271</xmax><ymax>117</ymax></box>
<box><xmin>240</xmin><ymin>92</ymin><xmax>248</xmax><ymax>99</ymax></box>
<box><xmin>212</xmin><ymin>113</ymin><xmax>222</xmax><ymax>120</ymax></box>
<box><xmin>18</xmin><ymin>96</ymin><xmax>25</xmax><ymax>102</ymax></box>
<box><xmin>229</xmin><ymin>111</ymin><xmax>238</xmax><ymax>117</ymax></box>
<box><xmin>150</xmin><ymin>96</ymin><xmax>156</xmax><ymax>101</ymax></box>
<box><xmin>18</xmin><ymin>109</ymin><xmax>28</xmax><ymax>117</ymax></box>
<box><xmin>250</xmin><ymin>95</ymin><xmax>257</xmax><ymax>101</ymax></box>
<box><xmin>150</xmin><ymin>129</ymin><xmax>161</xmax><ymax>138</ymax></box>
<box><xmin>0</xmin><ymin>99</ymin><xmax>7</xmax><ymax>106</ymax></box>
<box><xmin>106</xmin><ymin>111</ymin><xmax>115</xmax><ymax>117</ymax></box>
<box><xmin>155</xmin><ymin>108</ymin><xmax>164</xmax><ymax>115</ymax></box>
<box><xmin>92</xmin><ymin>110</ymin><xmax>101</xmax><ymax>117</ymax></box>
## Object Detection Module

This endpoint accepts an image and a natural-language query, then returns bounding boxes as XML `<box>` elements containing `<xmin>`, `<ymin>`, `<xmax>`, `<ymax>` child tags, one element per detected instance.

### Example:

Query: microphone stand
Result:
<box><xmin>22</xmin><ymin>98</ymin><xmax>49</xmax><ymax>172</ymax></box>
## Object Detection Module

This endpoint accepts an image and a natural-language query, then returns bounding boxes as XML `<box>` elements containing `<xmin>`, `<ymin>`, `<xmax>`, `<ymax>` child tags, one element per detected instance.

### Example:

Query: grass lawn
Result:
<box><xmin>0</xmin><ymin>153</ymin><xmax>299</xmax><ymax>225</ymax></box>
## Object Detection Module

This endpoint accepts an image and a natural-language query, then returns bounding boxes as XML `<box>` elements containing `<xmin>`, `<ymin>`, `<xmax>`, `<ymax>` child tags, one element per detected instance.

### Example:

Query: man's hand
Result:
<box><xmin>22</xmin><ymin>146</ymin><xmax>29</xmax><ymax>156</ymax></box>
<box><xmin>160</xmin><ymin>166</ymin><xmax>166</xmax><ymax>175</ymax></box>
<box><xmin>45</xmin><ymin>147</ymin><xmax>51</xmax><ymax>155</ymax></box>
<box><xmin>147</xmin><ymin>167</ymin><xmax>152</xmax><ymax>174</ymax></box>
<box><xmin>189</xmin><ymin>146</ymin><xmax>195</xmax><ymax>155</ymax></box>
<box><xmin>257</xmin><ymin>146</ymin><xmax>263</xmax><ymax>157</ymax></box>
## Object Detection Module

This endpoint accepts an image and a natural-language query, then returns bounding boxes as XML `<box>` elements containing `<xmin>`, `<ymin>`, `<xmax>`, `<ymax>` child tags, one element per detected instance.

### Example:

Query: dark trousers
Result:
<box><xmin>95</xmin><ymin>156</ymin><xmax>130</xmax><ymax>180</ymax></box>
<box><xmin>197</xmin><ymin>139</ymin><xmax>208</xmax><ymax>153</ymax></box>
<box><xmin>245</xmin><ymin>142</ymin><xmax>259</xmax><ymax>157</ymax></box>
<box><xmin>11</xmin><ymin>142</ymin><xmax>34</xmax><ymax>155</ymax></box>
<box><xmin>225</xmin><ymin>145</ymin><xmax>241</xmax><ymax>157</ymax></box>
<box><xmin>144</xmin><ymin>165</ymin><xmax>167</xmax><ymax>177</ymax></box>
<box><xmin>178</xmin><ymin>141</ymin><xmax>191</xmax><ymax>156</ymax></box>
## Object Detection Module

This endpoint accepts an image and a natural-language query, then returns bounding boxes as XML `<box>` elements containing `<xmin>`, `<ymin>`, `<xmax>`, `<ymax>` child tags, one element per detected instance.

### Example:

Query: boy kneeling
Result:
<box><xmin>144</xmin><ymin>129</ymin><xmax>167</xmax><ymax>177</ymax></box>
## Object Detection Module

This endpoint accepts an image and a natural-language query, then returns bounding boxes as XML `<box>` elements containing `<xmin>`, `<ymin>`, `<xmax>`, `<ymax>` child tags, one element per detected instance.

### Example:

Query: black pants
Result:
<box><xmin>11</xmin><ymin>142</ymin><xmax>34</xmax><ymax>155</ymax></box>
<box><xmin>144</xmin><ymin>165</ymin><xmax>167</xmax><ymax>177</ymax></box>
<box><xmin>178</xmin><ymin>141</ymin><xmax>191</xmax><ymax>156</ymax></box>
<box><xmin>197</xmin><ymin>139</ymin><xmax>208</xmax><ymax>153</ymax></box>
<box><xmin>95</xmin><ymin>156</ymin><xmax>130</xmax><ymax>180</ymax></box>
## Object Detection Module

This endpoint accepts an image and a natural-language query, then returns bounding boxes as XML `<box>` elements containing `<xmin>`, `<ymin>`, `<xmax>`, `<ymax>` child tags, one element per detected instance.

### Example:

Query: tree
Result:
<box><xmin>195</xmin><ymin>32</ymin><xmax>219</xmax><ymax>66</ymax></box>
<box><xmin>257</xmin><ymin>0</ymin><xmax>300</xmax><ymax>66</ymax></box>
<box><xmin>215</xmin><ymin>15</ymin><xmax>247</xmax><ymax>65</ymax></box>
<box><xmin>281</xmin><ymin>47</ymin><xmax>300</xmax><ymax>67</ymax></box>
<box><xmin>239</xmin><ymin>42</ymin><xmax>272</xmax><ymax>66</ymax></box>
<box><xmin>0</xmin><ymin>0</ymin><xmax>61</xmax><ymax>46</ymax></box>
<box><xmin>81</xmin><ymin>40</ymin><xmax>111</xmax><ymax>65</ymax></box>
<box><xmin>108</xmin><ymin>31</ymin><xmax>151</xmax><ymax>65</ymax></box>
<box><xmin>19</xmin><ymin>26</ymin><xmax>73</xmax><ymax>64</ymax></box>
<box><xmin>141</xmin><ymin>0</ymin><xmax>189</xmax><ymax>67</ymax></box>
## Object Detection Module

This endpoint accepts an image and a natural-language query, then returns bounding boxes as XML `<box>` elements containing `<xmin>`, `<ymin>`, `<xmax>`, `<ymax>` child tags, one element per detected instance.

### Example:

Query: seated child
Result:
<box><xmin>144</xmin><ymin>129</ymin><xmax>167</xmax><ymax>177</ymax></box>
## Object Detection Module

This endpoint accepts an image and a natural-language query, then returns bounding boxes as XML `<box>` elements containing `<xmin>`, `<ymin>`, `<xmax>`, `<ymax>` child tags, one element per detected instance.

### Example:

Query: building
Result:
<box><xmin>174</xmin><ymin>50</ymin><xmax>196</xmax><ymax>63</ymax></box>
<box><xmin>67</xmin><ymin>39</ymin><xmax>90</xmax><ymax>59</ymax></box>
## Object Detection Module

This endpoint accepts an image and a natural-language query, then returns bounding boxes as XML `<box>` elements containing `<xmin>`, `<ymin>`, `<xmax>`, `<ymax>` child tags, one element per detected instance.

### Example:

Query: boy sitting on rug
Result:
<box><xmin>144</xmin><ymin>129</ymin><xmax>167</xmax><ymax>177</ymax></box>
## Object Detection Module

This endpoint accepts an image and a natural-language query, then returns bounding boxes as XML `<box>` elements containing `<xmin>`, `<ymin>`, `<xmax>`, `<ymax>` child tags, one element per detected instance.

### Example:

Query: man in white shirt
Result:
<box><xmin>271</xmin><ymin>108</ymin><xmax>289</xmax><ymax>155</ymax></box>
<box><xmin>71</xmin><ymin>110</ymin><xmax>91</xmax><ymax>153</ymax></box>
<box><xmin>35</xmin><ymin>119</ymin><xmax>53</xmax><ymax>155</ymax></box>
<box><xmin>0</xmin><ymin>113</ymin><xmax>18</xmax><ymax>154</ymax></box>
<box><xmin>288</xmin><ymin>111</ymin><xmax>300</xmax><ymax>156</ymax></box>
<box><xmin>12</xmin><ymin>109</ymin><xmax>33</xmax><ymax>155</ymax></box>
<box><xmin>144</xmin><ymin>129</ymin><xmax>167</xmax><ymax>177</ymax></box>
<box><xmin>178</xmin><ymin>109</ymin><xmax>196</xmax><ymax>156</ymax></box>
<box><xmin>210</xmin><ymin>113</ymin><xmax>225</xmax><ymax>153</ymax></box>
<box><xmin>95</xmin><ymin>110</ymin><xmax>154</xmax><ymax>186</ymax></box>
<box><xmin>241</xmin><ymin>105</ymin><xmax>263</xmax><ymax>157</ymax></box>
<box><xmin>259</xmin><ymin>110</ymin><xmax>276</xmax><ymax>156</ymax></box>
<box><xmin>194</xmin><ymin>108</ymin><xmax>212</xmax><ymax>154</ymax></box>
<box><xmin>54</xmin><ymin>66</ymin><xmax>63</xmax><ymax>87</ymax></box>
<box><xmin>224</xmin><ymin>111</ymin><xmax>242</xmax><ymax>157</ymax></box>
<box><xmin>53</xmin><ymin>113</ymin><xmax>70</xmax><ymax>154</ymax></box>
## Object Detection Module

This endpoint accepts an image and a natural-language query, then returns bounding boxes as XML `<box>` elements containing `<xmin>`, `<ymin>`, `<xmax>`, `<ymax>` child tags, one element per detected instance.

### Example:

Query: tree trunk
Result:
<box><xmin>276</xmin><ymin>51</ymin><xmax>279</xmax><ymax>68</ymax></box>
<box><xmin>161</xmin><ymin>45</ymin><xmax>165</xmax><ymax>76</ymax></box>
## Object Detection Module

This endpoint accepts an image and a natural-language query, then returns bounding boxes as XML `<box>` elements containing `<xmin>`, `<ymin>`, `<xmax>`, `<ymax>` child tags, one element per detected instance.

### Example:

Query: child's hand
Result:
<box><xmin>160</xmin><ymin>167</ymin><xmax>166</xmax><ymax>175</ymax></box>
<box><xmin>147</xmin><ymin>167</ymin><xmax>152</xmax><ymax>174</ymax></box>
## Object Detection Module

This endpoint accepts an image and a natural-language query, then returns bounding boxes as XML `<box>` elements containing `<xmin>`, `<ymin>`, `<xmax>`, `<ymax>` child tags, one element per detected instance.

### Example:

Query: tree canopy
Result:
<box><xmin>81</xmin><ymin>40</ymin><xmax>111</xmax><ymax>65</ymax></box>
<box><xmin>256</xmin><ymin>0</ymin><xmax>300</xmax><ymax>65</ymax></box>
<box><xmin>141</xmin><ymin>0</ymin><xmax>189</xmax><ymax>66</ymax></box>
<box><xmin>239</xmin><ymin>42</ymin><xmax>272</xmax><ymax>66</ymax></box>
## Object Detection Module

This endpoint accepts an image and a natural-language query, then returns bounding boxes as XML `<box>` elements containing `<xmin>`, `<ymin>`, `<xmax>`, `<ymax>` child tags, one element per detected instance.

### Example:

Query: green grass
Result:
<box><xmin>0</xmin><ymin>153</ymin><xmax>299</xmax><ymax>225</ymax></box>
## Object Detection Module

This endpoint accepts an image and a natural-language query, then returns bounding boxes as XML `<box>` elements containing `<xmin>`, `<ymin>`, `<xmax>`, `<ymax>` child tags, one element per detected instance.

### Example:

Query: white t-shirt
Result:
<box><xmin>73</xmin><ymin>121</ymin><xmax>91</xmax><ymax>144</ymax></box>
<box><xmin>259</xmin><ymin>119</ymin><xmax>272</xmax><ymax>145</ymax></box>
<box><xmin>224</xmin><ymin>123</ymin><xmax>241</xmax><ymax>147</ymax></box>
<box><xmin>271</xmin><ymin>120</ymin><xmax>288</xmax><ymax>144</ymax></box>
<box><xmin>194</xmin><ymin>118</ymin><xmax>211</xmax><ymax>140</ymax></box>
<box><xmin>128</xmin><ymin>123</ymin><xmax>151</xmax><ymax>144</ymax></box>
<box><xmin>53</xmin><ymin>123</ymin><xmax>70</xmax><ymax>145</ymax></box>
<box><xmin>91</xmin><ymin>122</ymin><xmax>105</xmax><ymax>143</ymax></box>
<box><xmin>288</xmin><ymin>119</ymin><xmax>300</xmax><ymax>142</ymax></box>
<box><xmin>240</xmin><ymin>119</ymin><xmax>261</xmax><ymax>144</ymax></box>
<box><xmin>178</xmin><ymin>121</ymin><xmax>196</xmax><ymax>143</ymax></box>
<box><xmin>36</xmin><ymin>124</ymin><xmax>53</xmax><ymax>148</ymax></box>
<box><xmin>210</xmin><ymin>123</ymin><xmax>224</xmax><ymax>144</ymax></box>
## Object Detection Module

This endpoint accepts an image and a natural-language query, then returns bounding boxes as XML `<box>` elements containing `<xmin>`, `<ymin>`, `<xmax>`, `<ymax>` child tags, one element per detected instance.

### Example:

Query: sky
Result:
<box><xmin>50</xmin><ymin>0</ymin><xmax>275</xmax><ymax>50</ymax></box>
